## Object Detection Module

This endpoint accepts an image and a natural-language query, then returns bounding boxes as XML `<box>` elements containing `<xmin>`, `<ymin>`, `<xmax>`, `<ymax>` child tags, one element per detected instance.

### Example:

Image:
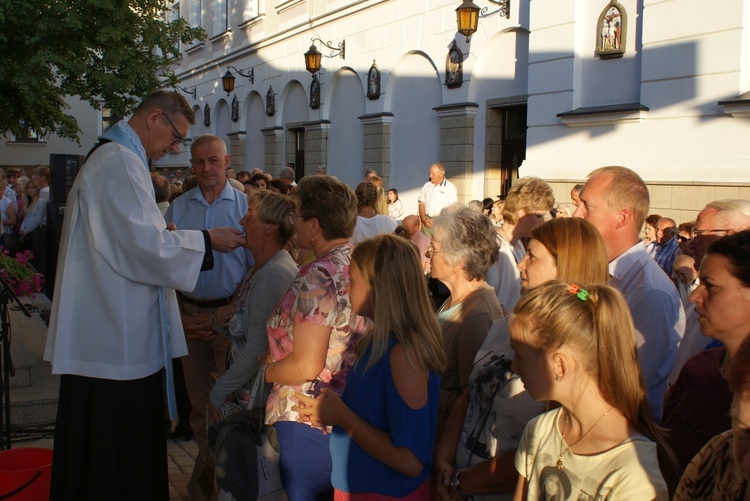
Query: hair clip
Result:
<box><xmin>568</xmin><ymin>284</ymin><xmax>589</xmax><ymax>301</ymax></box>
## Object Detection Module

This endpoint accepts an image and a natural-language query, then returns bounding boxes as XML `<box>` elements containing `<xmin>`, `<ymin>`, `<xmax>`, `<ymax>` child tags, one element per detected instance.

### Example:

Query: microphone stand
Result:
<box><xmin>0</xmin><ymin>273</ymin><xmax>31</xmax><ymax>450</ymax></box>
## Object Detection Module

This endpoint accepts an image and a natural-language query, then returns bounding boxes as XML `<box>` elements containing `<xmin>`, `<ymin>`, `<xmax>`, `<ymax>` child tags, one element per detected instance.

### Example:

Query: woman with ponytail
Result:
<box><xmin>434</xmin><ymin>217</ymin><xmax>609</xmax><ymax>500</ymax></box>
<box><xmin>509</xmin><ymin>282</ymin><xmax>677</xmax><ymax>500</ymax></box>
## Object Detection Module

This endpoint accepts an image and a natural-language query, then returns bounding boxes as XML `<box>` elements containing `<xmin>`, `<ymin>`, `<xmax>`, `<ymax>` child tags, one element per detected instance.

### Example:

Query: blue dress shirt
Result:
<box><xmin>165</xmin><ymin>182</ymin><xmax>253</xmax><ymax>300</ymax></box>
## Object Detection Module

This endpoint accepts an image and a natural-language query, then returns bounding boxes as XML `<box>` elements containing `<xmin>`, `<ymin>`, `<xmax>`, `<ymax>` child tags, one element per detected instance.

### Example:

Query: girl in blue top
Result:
<box><xmin>294</xmin><ymin>233</ymin><xmax>446</xmax><ymax>500</ymax></box>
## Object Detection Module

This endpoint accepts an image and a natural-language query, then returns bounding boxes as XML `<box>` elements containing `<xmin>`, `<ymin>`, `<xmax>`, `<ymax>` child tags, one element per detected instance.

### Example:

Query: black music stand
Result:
<box><xmin>0</xmin><ymin>274</ymin><xmax>32</xmax><ymax>450</ymax></box>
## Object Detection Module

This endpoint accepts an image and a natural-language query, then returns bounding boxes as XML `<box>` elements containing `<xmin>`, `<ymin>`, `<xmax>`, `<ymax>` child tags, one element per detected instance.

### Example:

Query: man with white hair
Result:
<box><xmin>417</xmin><ymin>163</ymin><xmax>457</xmax><ymax>234</ymax></box>
<box><xmin>667</xmin><ymin>199</ymin><xmax>750</xmax><ymax>386</ymax></box>
<box><xmin>689</xmin><ymin>199</ymin><xmax>750</xmax><ymax>267</ymax></box>
<box><xmin>279</xmin><ymin>166</ymin><xmax>296</xmax><ymax>188</ymax></box>
<box><xmin>573</xmin><ymin>166</ymin><xmax>684</xmax><ymax>422</ymax></box>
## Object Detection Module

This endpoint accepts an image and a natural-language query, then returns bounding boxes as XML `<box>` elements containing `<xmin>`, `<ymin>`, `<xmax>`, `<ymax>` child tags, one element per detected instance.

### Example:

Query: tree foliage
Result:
<box><xmin>0</xmin><ymin>0</ymin><xmax>205</xmax><ymax>142</ymax></box>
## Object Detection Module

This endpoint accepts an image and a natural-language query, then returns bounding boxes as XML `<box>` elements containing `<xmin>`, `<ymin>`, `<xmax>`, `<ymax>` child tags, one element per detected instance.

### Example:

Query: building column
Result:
<box><xmin>227</xmin><ymin>131</ymin><xmax>247</xmax><ymax>171</ymax></box>
<box><xmin>433</xmin><ymin>103</ymin><xmax>478</xmax><ymax>204</ymax></box>
<box><xmin>303</xmin><ymin>120</ymin><xmax>331</xmax><ymax>176</ymax></box>
<box><xmin>261</xmin><ymin>126</ymin><xmax>283</xmax><ymax>175</ymax></box>
<box><xmin>358</xmin><ymin>112</ymin><xmax>393</xmax><ymax>185</ymax></box>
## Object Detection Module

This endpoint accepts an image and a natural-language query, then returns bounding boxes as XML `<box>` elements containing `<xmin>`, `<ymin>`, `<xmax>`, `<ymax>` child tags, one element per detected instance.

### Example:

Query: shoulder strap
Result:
<box><xmin>84</xmin><ymin>138</ymin><xmax>113</xmax><ymax>162</ymax></box>
<box><xmin>248</xmin><ymin>365</ymin><xmax>268</xmax><ymax>410</ymax></box>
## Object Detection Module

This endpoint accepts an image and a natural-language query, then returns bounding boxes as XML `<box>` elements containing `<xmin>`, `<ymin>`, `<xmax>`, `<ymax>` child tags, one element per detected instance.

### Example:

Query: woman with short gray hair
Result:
<box><xmin>209</xmin><ymin>190</ymin><xmax>299</xmax><ymax>413</ymax></box>
<box><xmin>428</xmin><ymin>206</ymin><xmax>503</xmax><ymax>434</ymax></box>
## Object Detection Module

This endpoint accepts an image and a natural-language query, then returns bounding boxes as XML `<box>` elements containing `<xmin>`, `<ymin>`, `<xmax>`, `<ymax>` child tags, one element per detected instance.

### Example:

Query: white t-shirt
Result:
<box><xmin>485</xmin><ymin>234</ymin><xmax>525</xmax><ymax>314</ymax></box>
<box><xmin>387</xmin><ymin>199</ymin><xmax>404</xmax><ymax>221</ymax></box>
<box><xmin>515</xmin><ymin>408</ymin><xmax>668</xmax><ymax>500</ymax></box>
<box><xmin>351</xmin><ymin>215</ymin><xmax>397</xmax><ymax>245</ymax></box>
<box><xmin>456</xmin><ymin>317</ymin><xmax>546</xmax><ymax>501</ymax></box>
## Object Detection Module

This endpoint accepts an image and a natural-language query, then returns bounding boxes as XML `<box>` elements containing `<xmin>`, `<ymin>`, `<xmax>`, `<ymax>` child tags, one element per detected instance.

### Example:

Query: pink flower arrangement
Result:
<box><xmin>0</xmin><ymin>249</ymin><xmax>44</xmax><ymax>297</ymax></box>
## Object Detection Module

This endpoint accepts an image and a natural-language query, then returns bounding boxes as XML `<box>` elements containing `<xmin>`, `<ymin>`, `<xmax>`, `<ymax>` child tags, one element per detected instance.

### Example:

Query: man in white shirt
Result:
<box><xmin>44</xmin><ymin>91</ymin><xmax>245</xmax><ymax>500</ymax></box>
<box><xmin>418</xmin><ymin>163</ymin><xmax>457</xmax><ymax>233</ymax></box>
<box><xmin>573</xmin><ymin>166</ymin><xmax>685</xmax><ymax>423</ymax></box>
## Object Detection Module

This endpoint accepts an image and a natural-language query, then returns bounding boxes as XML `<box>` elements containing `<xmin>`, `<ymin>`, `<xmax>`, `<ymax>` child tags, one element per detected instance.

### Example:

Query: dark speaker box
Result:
<box><xmin>49</xmin><ymin>154</ymin><xmax>83</xmax><ymax>203</ymax></box>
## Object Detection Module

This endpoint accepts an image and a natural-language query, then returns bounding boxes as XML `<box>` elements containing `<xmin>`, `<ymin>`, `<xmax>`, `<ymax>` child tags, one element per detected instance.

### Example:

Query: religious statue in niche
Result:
<box><xmin>231</xmin><ymin>95</ymin><xmax>239</xmax><ymax>122</ymax></box>
<box><xmin>310</xmin><ymin>75</ymin><xmax>320</xmax><ymax>109</ymax></box>
<box><xmin>595</xmin><ymin>1</ymin><xmax>626</xmax><ymax>59</ymax></box>
<box><xmin>266</xmin><ymin>87</ymin><xmax>275</xmax><ymax>116</ymax></box>
<box><xmin>367</xmin><ymin>60</ymin><xmax>381</xmax><ymax>100</ymax></box>
<box><xmin>203</xmin><ymin>103</ymin><xmax>211</xmax><ymax>127</ymax></box>
<box><xmin>446</xmin><ymin>41</ymin><xmax>463</xmax><ymax>88</ymax></box>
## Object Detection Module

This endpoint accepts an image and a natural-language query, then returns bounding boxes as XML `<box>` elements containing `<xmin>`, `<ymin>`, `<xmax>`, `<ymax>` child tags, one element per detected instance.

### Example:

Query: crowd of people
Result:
<box><xmin>34</xmin><ymin>91</ymin><xmax>750</xmax><ymax>501</ymax></box>
<box><xmin>0</xmin><ymin>165</ymin><xmax>52</xmax><ymax>273</ymax></box>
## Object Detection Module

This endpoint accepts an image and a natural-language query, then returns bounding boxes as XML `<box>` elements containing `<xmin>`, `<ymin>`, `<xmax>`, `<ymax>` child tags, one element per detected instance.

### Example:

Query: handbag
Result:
<box><xmin>208</xmin><ymin>365</ymin><xmax>283</xmax><ymax>501</ymax></box>
<box><xmin>1</xmin><ymin>231</ymin><xmax>22</xmax><ymax>257</ymax></box>
<box><xmin>20</xmin><ymin>227</ymin><xmax>39</xmax><ymax>251</ymax></box>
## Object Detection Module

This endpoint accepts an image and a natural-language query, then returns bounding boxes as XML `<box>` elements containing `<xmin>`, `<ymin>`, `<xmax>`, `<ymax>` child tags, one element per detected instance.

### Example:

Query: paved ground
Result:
<box><xmin>166</xmin><ymin>438</ymin><xmax>198</xmax><ymax>500</ymax></box>
<box><xmin>14</xmin><ymin>436</ymin><xmax>197</xmax><ymax>500</ymax></box>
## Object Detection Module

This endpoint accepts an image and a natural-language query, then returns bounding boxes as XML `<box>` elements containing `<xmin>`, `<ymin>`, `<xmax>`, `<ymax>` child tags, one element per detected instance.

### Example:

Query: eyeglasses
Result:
<box><xmin>691</xmin><ymin>229</ymin><xmax>730</xmax><ymax>240</ymax></box>
<box><xmin>162</xmin><ymin>112</ymin><xmax>185</xmax><ymax>146</ymax></box>
<box><xmin>426</xmin><ymin>244</ymin><xmax>442</xmax><ymax>255</ymax></box>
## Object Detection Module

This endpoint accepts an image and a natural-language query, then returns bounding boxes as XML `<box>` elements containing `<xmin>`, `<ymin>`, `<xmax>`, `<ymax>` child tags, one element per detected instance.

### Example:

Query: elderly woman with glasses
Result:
<box><xmin>262</xmin><ymin>175</ymin><xmax>367</xmax><ymax>501</ymax></box>
<box><xmin>427</xmin><ymin>206</ymin><xmax>503</xmax><ymax>436</ymax></box>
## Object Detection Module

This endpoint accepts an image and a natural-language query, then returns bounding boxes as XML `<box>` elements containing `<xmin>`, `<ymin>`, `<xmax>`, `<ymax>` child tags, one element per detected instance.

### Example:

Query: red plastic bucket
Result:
<box><xmin>0</xmin><ymin>448</ymin><xmax>52</xmax><ymax>500</ymax></box>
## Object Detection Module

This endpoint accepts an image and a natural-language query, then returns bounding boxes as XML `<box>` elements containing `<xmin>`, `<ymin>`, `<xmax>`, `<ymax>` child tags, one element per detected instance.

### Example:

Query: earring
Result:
<box><xmin>555</xmin><ymin>376</ymin><xmax>562</xmax><ymax>381</ymax></box>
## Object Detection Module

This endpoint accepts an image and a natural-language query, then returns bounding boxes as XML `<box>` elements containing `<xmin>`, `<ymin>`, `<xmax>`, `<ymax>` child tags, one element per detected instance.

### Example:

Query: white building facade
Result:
<box><xmin>0</xmin><ymin>97</ymin><xmax>103</xmax><ymax>174</ymax></box>
<box><xmin>4</xmin><ymin>0</ymin><xmax>750</xmax><ymax>221</ymax></box>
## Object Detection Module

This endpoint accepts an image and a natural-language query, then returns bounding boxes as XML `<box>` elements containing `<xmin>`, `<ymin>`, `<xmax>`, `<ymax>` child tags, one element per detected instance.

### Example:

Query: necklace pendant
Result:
<box><xmin>556</xmin><ymin>456</ymin><xmax>563</xmax><ymax>470</ymax></box>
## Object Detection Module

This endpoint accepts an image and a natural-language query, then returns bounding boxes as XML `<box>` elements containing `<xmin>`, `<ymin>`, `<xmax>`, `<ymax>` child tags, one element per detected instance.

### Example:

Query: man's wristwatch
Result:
<box><xmin>450</xmin><ymin>469</ymin><xmax>464</xmax><ymax>497</ymax></box>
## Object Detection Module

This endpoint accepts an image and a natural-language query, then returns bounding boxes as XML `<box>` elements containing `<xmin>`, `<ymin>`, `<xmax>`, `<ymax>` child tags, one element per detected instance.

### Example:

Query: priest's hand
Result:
<box><xmin>207</xmin><ymin>227</ymin><xmax>246</xmax><ymax>253</ymax></box>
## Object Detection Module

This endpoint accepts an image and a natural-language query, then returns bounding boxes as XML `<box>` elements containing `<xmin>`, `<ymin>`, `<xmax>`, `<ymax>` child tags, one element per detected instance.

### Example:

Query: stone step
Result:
<box><xmin>10</xmin><ymin>363</ymin><xmax>31</xmax><ymax>388</ymax></box>
<box><xmin>6</xmin><ymin>296</ymin><xmax>58</xmax><ymax>428</ymax></box>
<box><xmin>9</xmin><ymin>365</ymin><xmax>59</xmax><ymax>427</ymax></box>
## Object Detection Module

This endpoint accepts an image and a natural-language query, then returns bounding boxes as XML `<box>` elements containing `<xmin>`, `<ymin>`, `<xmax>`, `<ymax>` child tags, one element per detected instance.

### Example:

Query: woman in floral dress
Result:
<box><xmin>263</xmin><ymin>175</ymin><xmax>367</xmax><ymax>501</ymax></box>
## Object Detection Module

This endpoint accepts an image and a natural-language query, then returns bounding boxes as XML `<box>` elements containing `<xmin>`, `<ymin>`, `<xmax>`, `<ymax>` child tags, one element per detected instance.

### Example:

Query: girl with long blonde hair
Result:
<box><xmin>294</xmin><ymin>234</ymin><xmax>445</xmax><ymax>500</ymax></box>
<box><xmin>510</xmin><ymin>282</ymin><xmax>676</xmax><ymax>500</ymax></box>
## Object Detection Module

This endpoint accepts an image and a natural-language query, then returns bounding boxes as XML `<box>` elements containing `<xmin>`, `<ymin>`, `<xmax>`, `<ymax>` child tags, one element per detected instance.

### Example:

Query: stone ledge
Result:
<box><xmin>557</xmin><ymin>103</ymin><xmax>649</xmax><ymax>127</ymax></box>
